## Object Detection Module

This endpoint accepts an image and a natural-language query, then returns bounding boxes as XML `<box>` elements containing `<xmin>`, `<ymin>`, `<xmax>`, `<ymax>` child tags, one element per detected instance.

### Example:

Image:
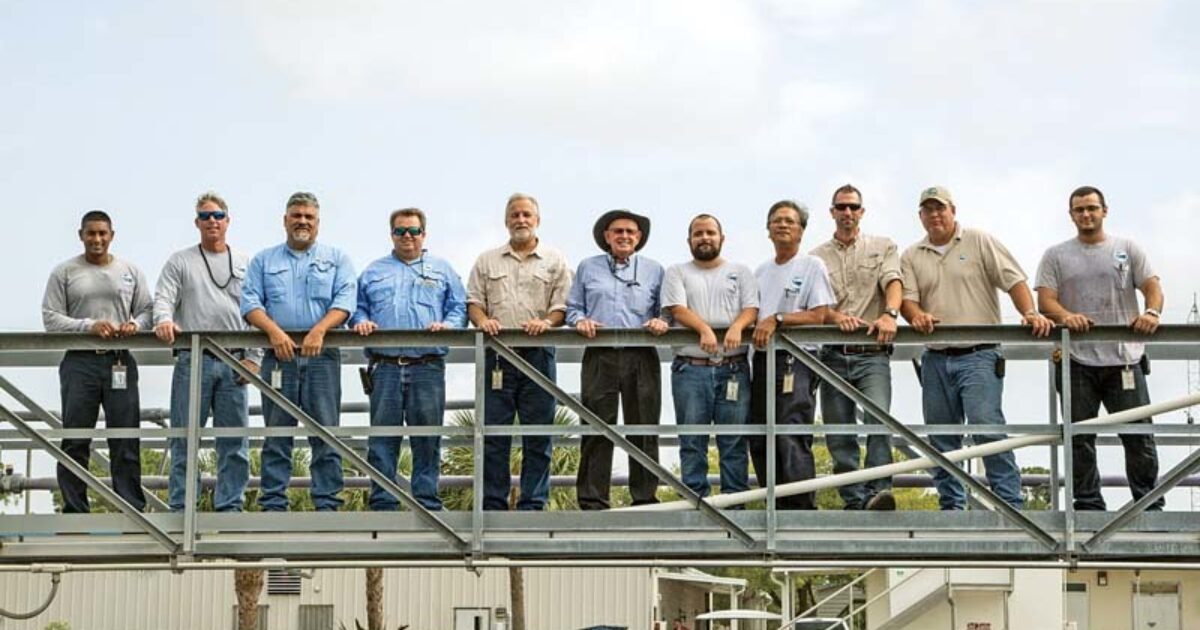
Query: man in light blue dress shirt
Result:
<box><xmin>241</xmin><ymin>191</ymin><xmax>357</xmax><ymax>511</ymax></box>
<box><xmin>351</xmin><ymin>207</ymin><xmax>467</xmax><ymax>511</ymax></box>
<box><xmin>567</xmin><ymin>210</ymin><xmax>668</xmax><ymax>509</ymax></box>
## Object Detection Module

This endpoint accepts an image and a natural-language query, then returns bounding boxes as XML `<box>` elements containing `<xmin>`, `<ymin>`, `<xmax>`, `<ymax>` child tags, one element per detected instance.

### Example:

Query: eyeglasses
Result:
<box><xmin>392</xmin><ymin>226</ymin><xmax>425</xmax><ymax>237</ymax></box>
<box><xmin>607</xmin><ymin>227</ymin><xmax>640</xmax><ymax>236</ymax></box>
<box><xmin>833</xmin><ymin>203</ymin><xmax>862</xmax><ymax>211</ymax></box>
<box><xmin>196</xmin><ymin>211</ymin><xmax>228</xmax><ymax>221</ymax></box>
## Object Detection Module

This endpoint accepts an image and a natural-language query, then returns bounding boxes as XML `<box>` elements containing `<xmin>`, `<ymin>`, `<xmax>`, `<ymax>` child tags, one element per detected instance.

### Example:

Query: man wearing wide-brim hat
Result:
<box><xmin>566</xmin><ymin>209</ymin><xmax>668</xmax><ymax>509</ymax></box>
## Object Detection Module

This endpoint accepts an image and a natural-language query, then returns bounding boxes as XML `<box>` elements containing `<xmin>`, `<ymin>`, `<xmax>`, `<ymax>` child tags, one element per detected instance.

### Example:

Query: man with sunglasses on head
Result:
<box><xmin>43</xmin><ymin>209</ymin><xmax>153</xmax><ymax>513</ymax></box>
<box><xmin>467</xmin><ymin>193</ymin><xmax>573</xmax><ymax>511</ymax></box>
<box><xmin>567</xmin><ymin>210</ymin><xmax>668</xmax><ymax>510</ymax></box>
<box><xmin>350</xmin><ymin>208</ymin><xmax>467</xmax><ymax>512</ymax></box>
<box><xmin>153</xmin><ymin>192</ymin><xmax>260</xmax><ymax>513</ymax></box>
<box><xmin>242</xmin><ymin>191</ymin><xmax>357</xmax><ymax>512</ymax></box>
<box><xmin>810</xmin><ymin>185</ymin><xmax>902</xmax><ymax>511</ymax></box>
<box><xmin>900</xmin><ymin>186</ymin><xmax>1052</xmax><ymax>511</ymax></box>
<box><xmin>1035</xmin><ymin>185</ymin><xmax>1164</xmax><ymax>512</ymax></box>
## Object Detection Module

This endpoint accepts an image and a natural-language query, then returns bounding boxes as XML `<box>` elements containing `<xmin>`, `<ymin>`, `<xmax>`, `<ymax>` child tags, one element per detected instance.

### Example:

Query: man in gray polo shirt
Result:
<box><xmin>154</xmin><ymin>192</ymin><xmax>260</xmax><ymax>512</ymax></box>
<box><xmin>1035</xmin><ymin>185</ymin><xmax>1164</xmax><ymax>511</ymax></box>
<box><xmin>42</xmin><ymin>210</ymin><xmax>153</xmax><ymax>513</ymax></box>
<box><xmin>900</xmin><ymin>186</ymin><xmax>1052</xmax><ymax>510</ymax></box>
<box><xmin>661</xmin><ymin>213</ymin><xmax>758</xmax><ymax>499</ymax></box>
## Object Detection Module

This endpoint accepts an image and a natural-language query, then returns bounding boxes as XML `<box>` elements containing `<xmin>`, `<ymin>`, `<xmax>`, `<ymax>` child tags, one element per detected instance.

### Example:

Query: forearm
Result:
<box><xmin>311</xmin><ymin>309</ymin><xmax>349</xmax><ymax>334</ymax></box>
<box><xmin>900</xmin><ymin>299</ymin><xmax>924</xmax><ymax>322</ymax></box>
<box><xmin>467</xmin><ymin>303</ymin><xmax>491</xmax><ymax>327</ymax></box>
<box><xmin>1036</xmin><ymin>291</ymin><xmax>1072</xmax><ymax>323</ymax></box>
<box><xmin>730</xmin><ymin>307</ymin><xmax>759</xmax><ymax>331</ymax></box>
<box><xmin>783</xmin><ymin>306</ymin><xmax>827</xmax><ymax>326</ymax></box>
<box><xmin>668</xmin><ymin>306</ymin><xmax>713</xmax><ymax>335</ymax></box>
<box><xmin>1142</xmin><ymin>279</ymin><xmax>1164</xmax><ymax>312</ymax></box>
<box><xmin>245</xmin><ymin>309</ymin><xmax>284</xmax><ymax>336</ymax></box>
<box><xmin>1007</xmin><ymin>283</ymin><xmax>1036</xmax><ymax>315</ymax></box>
<box><xmin>883</xmin><ymin>279</ymin><xmax>902</xmax><ymax>311</ymax></box>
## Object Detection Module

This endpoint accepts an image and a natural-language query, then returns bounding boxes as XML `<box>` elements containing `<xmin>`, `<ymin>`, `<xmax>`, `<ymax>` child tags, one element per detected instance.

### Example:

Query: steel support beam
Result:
<box><xmin>778</xmin><ymin>334</ymin><xmax>1058</xmax><ymax>550</ymax></box>
<box><xmin>181</xmin><ymin>335</ymin><xmax>204</xmax><ymax>553</ymax></box>
<box><xmin>0</xmin><ymin>375</ymin><xmax>170</xmax><ymax>512</ymax></box>
<box><xmin>1082</xmin><ymin>445</ymin><xmax>1200</xmax><ymax>551</ymax></box>
<box><xmin>0</xmin><ymin>402</ymin><xmax>179</xmax><ymax>552</ymax></box>
<box><xmin>485</xmin><ymin>338</ymin><xmax>757</xmax><ymax>547</ymax></box>
<box><xmin>202</xmin><ymin>339</ymin><xmax>470</xmax><ymax>552</ymax></box>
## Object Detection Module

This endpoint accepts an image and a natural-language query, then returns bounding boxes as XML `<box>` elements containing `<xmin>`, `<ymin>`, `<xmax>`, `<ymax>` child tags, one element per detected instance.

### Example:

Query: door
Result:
<box><xmin>1133</xmin><ymin>591</ymin><xmax>1180</xmax><ymax>630</ymax></box>
<box><xmin>455</xmin><ymin>607</ymin><xmax>491</xmax><ymax>630</ymax></box>
<box><xmin>1064</xmin><ymin>582</ymin><xmax>1089</xmax><ymax>630</ymax></box>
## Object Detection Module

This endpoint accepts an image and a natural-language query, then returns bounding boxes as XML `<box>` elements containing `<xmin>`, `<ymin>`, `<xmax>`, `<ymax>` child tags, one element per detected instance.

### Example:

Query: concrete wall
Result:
<box><xmin>1066</xmin><ymin>569</ymin><xmax>1195</xmax><ymax>630</ymax></box>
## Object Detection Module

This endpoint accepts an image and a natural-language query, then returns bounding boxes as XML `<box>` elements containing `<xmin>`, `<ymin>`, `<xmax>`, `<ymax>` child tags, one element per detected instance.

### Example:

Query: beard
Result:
<box><xmin>691</xmin><ymin>242</ymin><xmax>720</xmax><ymax>261</ymax></box>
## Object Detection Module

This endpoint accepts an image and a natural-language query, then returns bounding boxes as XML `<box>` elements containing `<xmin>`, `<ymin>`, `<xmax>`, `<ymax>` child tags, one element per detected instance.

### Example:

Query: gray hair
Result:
<box><xmin>286</xmin><ymin>191</ymin><xmax>320</xmax><ymax>210</ymax></box>
<box><xmin>195</xmin><ymin>191</ymin><xmax>228</xmax><ymax>212</ymax></box>
<box><xmin>505</xmin><ymin>192</ymin><xmax>539</xmax><ymax>216</ymax></box>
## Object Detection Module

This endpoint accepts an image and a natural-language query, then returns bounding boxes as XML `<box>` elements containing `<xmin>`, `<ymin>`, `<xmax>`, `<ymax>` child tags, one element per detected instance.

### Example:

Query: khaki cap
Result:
<box><xmin>918</xmin><ymin>186</ymin><xmax>954</xmax><ymax>206</ymax></box>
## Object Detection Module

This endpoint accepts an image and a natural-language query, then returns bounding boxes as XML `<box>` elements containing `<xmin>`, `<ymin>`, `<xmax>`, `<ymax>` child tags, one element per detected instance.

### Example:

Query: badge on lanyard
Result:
<box><xmin>111</xmin><ymin>360</ymin><xmax>128</xmax><ymax>390</ymax></box>
<box><xmin>781</xmin><ymin>356</ymin><xmax>795</xmax><ymax>394</ymax></box>
<box><xmin>1122</xmin><ymin>366</ymin><xmax>1136</xmax><ymax>391</ymax></box>
<box><xmin>725</xmin><ymin>377</ymin><xmax>739</xmax><ymax>402</ymax></box>
<box><xmin>271</xmin><ymin>368</ymin><xmax>283</xmax><ymax>390</ymax></box>
<box><xmin>492</xmin><ymin>365</ymin><xmax>504</xmax><ymax>391</ymax></box>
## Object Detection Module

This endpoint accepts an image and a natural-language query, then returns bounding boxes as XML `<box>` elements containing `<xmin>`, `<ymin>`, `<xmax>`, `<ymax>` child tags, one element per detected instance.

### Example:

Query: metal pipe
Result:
<box><xmin>0</xmin><ymin>572</ymin><xmax>62</xmax><ymax>620</ymax></box>
<box><xmin>627</xmin><ymin>392</ymin><xmax>1200</xmax><ymax>511</ymax></box>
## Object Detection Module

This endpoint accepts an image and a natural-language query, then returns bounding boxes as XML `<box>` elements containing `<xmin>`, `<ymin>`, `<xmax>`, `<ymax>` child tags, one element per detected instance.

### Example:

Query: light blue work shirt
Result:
<box><xmin>349</xmin><ymin>251</ymin><xmax>468</xmax><ymax>358</ymax></box>
<box><xmin>241</xmin><ymin>242</ymin><xmax>357</xmax><ymax>330</ymax></box>
<box><xmin>565</xmin><ymin>253</ymin><xmax>664</xmax><ymax>327</ymax></box>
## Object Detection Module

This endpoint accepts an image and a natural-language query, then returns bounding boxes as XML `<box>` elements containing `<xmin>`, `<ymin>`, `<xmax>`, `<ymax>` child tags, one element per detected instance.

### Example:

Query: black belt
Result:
<box><xmin>682</xmin><ymin>355</ymin><xmax>748</xmax><ymax>366</ymax></box>
<box><xmin>369</xmin><ymin>353</ymin><xmax>441</xmax><ymax>366</ymax></box>
<box><xmin>927</xmin><ymin>344</ymin><xmax>998</xmax><ymax>357</ymax></box>
<box><xmin>68</xmin><ymin>349</ymin><xmax>130</xmax><ymax>356</ymax></box>
<box><xmin>828</xmin><ymin>344</ymin><xmax>893</xmax><ymax>355</ymax></box>
<box><xmin>174</xmin><ymin>348</ymin><xmax>246</xmax><ymax>360</ymax></box>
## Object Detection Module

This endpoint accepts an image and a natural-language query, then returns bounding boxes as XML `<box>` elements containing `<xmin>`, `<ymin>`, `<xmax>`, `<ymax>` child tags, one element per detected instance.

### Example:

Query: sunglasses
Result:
<box><xmin>833</xmin><ymin>203</ymin><xmax>862</xmax><ymax>211</ymax></box>
<box><xmin>392</xmin><ymin>226</ymin><xmax>425</xmax><ymax>237</ymax></box>
<box><xmin>196</xmin><ymin>211</ymin><xmax>228</xmax><ymax>221</ymax></box>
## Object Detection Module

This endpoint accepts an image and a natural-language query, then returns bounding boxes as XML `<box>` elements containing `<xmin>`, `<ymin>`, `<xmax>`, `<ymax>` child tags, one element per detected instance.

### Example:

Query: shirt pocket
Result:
<box><xmin>1113</xmin><ymin>259</ymin><xmax>1131</xmax><ymax>289</ymax></box>
<box><xmin>722</xmin><ymin>278</ymin><xmax>742</xmax><ymax>314</ymax></box>
<box><xmin>264</xmin><ymin>264</ymin><xmax>290</xmax><ymax>302</ymax></box>
<box><xmin>307</xmin><ymin>259</ymin><xmax>336</xmax><ymax>301</ymax></box>
<box><xmin>486</xmin><ymin>270</ymin><xmax>511</xmax><ymax>306</ymax></box>
<box><xmin>364</xmin><ymin>276</ymin><xmax>395</xmax><ymax>309</ymax></box>
<box><xmin>414</xmin><ymin>277</ymin><xmax>444</xmax><ymax>319</ymax></box>
<box><xmin>858</xmin><ymin>256</ymin><xmax>883</xmax><ymax>290</ymax></box>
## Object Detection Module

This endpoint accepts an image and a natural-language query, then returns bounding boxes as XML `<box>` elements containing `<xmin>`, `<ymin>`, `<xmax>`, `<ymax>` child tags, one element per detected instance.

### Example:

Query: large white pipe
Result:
<box><xmin>624</xmin><ymin>392</ymin><xmax>1200</xmax><ymax>512</ymax></box>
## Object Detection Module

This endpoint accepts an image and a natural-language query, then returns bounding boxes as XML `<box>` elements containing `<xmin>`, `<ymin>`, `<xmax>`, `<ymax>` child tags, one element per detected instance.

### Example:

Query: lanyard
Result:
<box><xmin>198</xmin><ymin>244</ymin><xmax>235</xmax><ymax>290</ymax></box>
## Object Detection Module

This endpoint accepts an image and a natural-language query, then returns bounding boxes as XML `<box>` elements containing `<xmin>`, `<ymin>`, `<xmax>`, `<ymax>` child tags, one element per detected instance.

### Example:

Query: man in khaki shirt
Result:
<box><xmin>812</xmin><ymin>184</ymin><xmax>902</xmax><ymax>511</ymax></box>
<box><xmin>899</xmin><ymin>185</ymin><xmax>1051</xmax><ymax>511</ymax></box>
<box><xmin>467</xmin><ymin>192</ymin><xmax>573</xmax><ymax>510</ymax></box>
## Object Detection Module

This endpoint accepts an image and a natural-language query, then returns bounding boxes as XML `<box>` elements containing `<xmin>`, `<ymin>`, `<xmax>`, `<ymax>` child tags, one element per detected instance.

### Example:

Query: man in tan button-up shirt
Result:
<box><xmin>899</xmin><ymin>185</ymin><xmax>1051</xmax><ymax>511</ymax></box>
<box><xmin>467</xmin><ymin>192</ymin><xmax>573</xmax><ymax>511</ymax></box>
<box><xmin>811</xmin><ymin>184</ymin><xmax>903</xmax><ymax>511</ymax></box>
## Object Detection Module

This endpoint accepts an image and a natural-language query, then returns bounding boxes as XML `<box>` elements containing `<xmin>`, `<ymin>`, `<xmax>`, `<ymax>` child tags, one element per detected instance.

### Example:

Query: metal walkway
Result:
<box><xmin>1</xmin><ymin>325</ymin><xmax>1199</xmax><ymax>567</ymax></box>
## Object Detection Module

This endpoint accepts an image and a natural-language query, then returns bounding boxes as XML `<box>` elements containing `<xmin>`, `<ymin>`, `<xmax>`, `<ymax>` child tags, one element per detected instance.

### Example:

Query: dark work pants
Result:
<box><xmin>576</xmin><ymin>347</ymin><xmax>662</xmax><ymax>510</ymax></box>
<box><xmin>58</xmin><ymin>351</ymin><xmax>146</xmax><ymax>513</ymax></box>
<box><xmin>749</xmin><ymin>351</ymin><xmax>818</xmax><ymax>510</ymax></box>
<box><xmin>1056</xmin><ymin>360</ymin><xmax>1163</xmax><ymax>511</ymax></box>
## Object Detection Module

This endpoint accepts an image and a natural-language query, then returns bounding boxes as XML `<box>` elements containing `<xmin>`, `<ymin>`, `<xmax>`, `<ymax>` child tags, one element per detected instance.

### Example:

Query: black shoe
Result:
<box><xmin>865</xmin><ymin>490</ymin><xmax>896</xmax><ymax>511</ymax></box>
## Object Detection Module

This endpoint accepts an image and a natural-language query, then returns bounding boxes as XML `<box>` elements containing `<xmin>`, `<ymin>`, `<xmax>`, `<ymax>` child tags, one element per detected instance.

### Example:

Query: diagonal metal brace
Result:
<box><xmin>486</xmin><ymin>338</ymin><xmax>757</xmax><ymax>547</ymax></box>
<box><xmin>0</xmin><ymin>374</ymin><xmax>171</xmax><ymax>512</ymax></box>
<box><xmin>778</xmin><ymin>335</ymin><xmax>1058</xmax><ymax>550</ymax></box>
<box><xmin>202</xmin><ymin>339</ymin><xmax>470</xmax><ymax>552</ymax></box>
<box><xmin>1082</xmin><ymin>443</ymin><xmax>1200</xmax><ymax>552</ymax></box>
<box><xmin>0</xmin><ymin>401</ymin><xmax>179</xmax><ymax>552</ymax></box>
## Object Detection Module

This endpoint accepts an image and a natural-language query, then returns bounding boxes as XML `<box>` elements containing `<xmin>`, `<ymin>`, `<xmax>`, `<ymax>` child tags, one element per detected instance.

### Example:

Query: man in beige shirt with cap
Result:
<box><xmin>467</xmin><ymin>192</ymin><xmax>573</xmax><ymax>511</ymax></box>
<box><xmin>900</xmin><ymin>185</ymin><xmax>1051</xmax><ymax>510</ymax></box>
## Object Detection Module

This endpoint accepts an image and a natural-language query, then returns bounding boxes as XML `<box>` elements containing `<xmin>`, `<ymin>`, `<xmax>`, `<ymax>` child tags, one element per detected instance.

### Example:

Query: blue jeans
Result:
<box><xmin>168</xmin><ymin>351</ymin><xmax>250</xmax><ymax>512</ymax></box>
<box><xmin>1056</xmin><ymin>360</ymin><xmax>1163</xmax><ymax>511</ymax></box>
<box><xmin>671</xmin><ymin>357</ymin><xmax>751</xmax><ymax>499</ymax></box>
<box><xmin>921</xmin><ymin>348</ymin><xmax>1023</xmax><ymax>510</ymax></box>
<box><xmin>259</xmin><ymin>348</ymin><xmax>344</xmax><ymax>511</ymax></box>
<box><xmin>483</xmin><ymin>348</ymin><xmax>556</xmax><ymax>511</ymax></box>
<box><xmin>819</xmin><ymin>348</ymin><xmax>894</xmax><ymax>509</ymax></box>
<box><xmin>367</xmin><ymin>359</ymin><xmax>446</xmax><ymax>511</ymax></box>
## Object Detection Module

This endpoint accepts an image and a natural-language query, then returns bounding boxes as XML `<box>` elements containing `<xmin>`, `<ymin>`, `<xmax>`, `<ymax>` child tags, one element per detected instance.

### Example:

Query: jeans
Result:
<box><xmin>921</xmin><ymin>348</ymin><xmax>1023</xmax><ymax>510</ymax></box>
<box><xmin>1056</xmin><ymin>360</ymin><xmax>1163</xmax><ymax>511</ymax></box>
<box><xmin>819</xmin><ymin>348</ymin><xmax>894</xmax><ymax>509</ymax></box>
<box><xmin>258</xmin><ymin>348</ymin><xmax>344</xmax><ymax>511</ymax></box>
<box><xmin>57</xmin><ymin>351</ymin><xmax>146</xmax><ymax>513</ymax></box>
<box><xmin>749</xmin><ymin>351</ymin><xmax>818</xmax><ymax>510</ymax></box>
<box><xmin>367</xmin><ymin>359</ymin><xmax>446</xmax><ymax>511</ymax></box>
<box><xmin>671</xmin><ymin>357</ymin><xmax>751</xmax><ymax>499</ymax></box>
<box><xmin>168</xmin><ymin>351</ymin><xmax>250</xmax><ymax>512</ymax></box>
<box><xmin>483</xmin><ymin>347</ymin><xmax>556</xmax><ymax>511</ymax></box>
<box><xmin>576</xmin><ymin>347</ymin><xmax>661</xmax><ymax>510</ymax></box>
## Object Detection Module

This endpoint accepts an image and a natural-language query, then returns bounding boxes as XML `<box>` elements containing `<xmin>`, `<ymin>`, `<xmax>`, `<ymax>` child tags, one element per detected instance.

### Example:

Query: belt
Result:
<box><xmin>682</xmin><ymin>355</ymin><xmax>748</xmax><ymax>366</ymax></box>
<box><xmin>829</xmin><ymin>344</ymin><xmax>893</xmax><ymax>355</ymax></box>
<box><xmin>927</xmin><ymin>344</ymin><xmax>998</xmax><ymax>357</ymax></box>
<box><xmin>173</xmin><ymin>348</ymin><xmax>246</xmax><ymax>360</ymax></box>
<box><xmin>369</xmin><ymin>353</ymin><xmax>442</xmax><ymax>366</ymax></box>
<box><xmin>69</xmin><ymin>349</ymin><xmax>130</xmax><ymax>356</ymax></box>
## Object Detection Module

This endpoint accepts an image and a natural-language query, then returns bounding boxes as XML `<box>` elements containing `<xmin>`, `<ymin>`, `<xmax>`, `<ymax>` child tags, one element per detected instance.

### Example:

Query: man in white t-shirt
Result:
<box><xmin>749</xmin><ymin>200</ymin><xmax>835</xmax><ymax>510</ymax></box>
<box><xmin>661</xmin><ymin>214</ymin><xmax>758</xmax><ymax>499</ymax></box>
<box><xmin>1035</xmin><ymin>185</ymin><xmax>1164</xmax><ymax>511</ymax></box>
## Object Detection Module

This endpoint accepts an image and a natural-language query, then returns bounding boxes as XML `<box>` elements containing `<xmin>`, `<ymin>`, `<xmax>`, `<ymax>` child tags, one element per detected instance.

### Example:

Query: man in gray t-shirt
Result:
<box><xmin>1035</xmin><ymin>185</ymin><xmax>1164</xmax><ymax>511</ymax></box>
<box><xmin>661</xmin><ymin>213</ymin><xmax>758</xmax><ymax>499</ymax></box>
<box><xmin>42</xmin><ymin>210</ymin><xmax>152</xmax><ymax>513</ymax></box>
<box><xmin>154</xmin><ymin>192</ymin><xmax>259</xmax><ymax>513</ymax></box>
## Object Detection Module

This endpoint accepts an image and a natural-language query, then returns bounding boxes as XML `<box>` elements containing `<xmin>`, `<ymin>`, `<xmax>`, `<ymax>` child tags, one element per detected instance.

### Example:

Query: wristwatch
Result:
<box><xmin>774</xmin><ymin>313</ymin><xmax>785</xmax><ymax>326</ymax></box>
<box><xmin>882</xmin><ymin>308</ymin><xmax>899</xmax><ymax>319</ymax></box>
<box><xmin>1145</xmin><ymin>308</ymin><xmax>1161</xmax><ymax>319</ymax></box>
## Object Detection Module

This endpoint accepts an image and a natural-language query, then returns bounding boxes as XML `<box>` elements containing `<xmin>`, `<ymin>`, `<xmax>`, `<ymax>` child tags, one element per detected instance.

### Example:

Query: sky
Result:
<box><xmin>2</xmin><ymin>0</ymin><xmax>1199</xmax><ymax>512</ymax></box>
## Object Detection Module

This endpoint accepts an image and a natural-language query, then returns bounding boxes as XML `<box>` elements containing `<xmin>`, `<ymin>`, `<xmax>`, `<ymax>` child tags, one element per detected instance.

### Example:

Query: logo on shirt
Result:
<box><xmin>120</xmin><ymin>273</ymin><xmax>135</xmax><ymax>285</ymax></box>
